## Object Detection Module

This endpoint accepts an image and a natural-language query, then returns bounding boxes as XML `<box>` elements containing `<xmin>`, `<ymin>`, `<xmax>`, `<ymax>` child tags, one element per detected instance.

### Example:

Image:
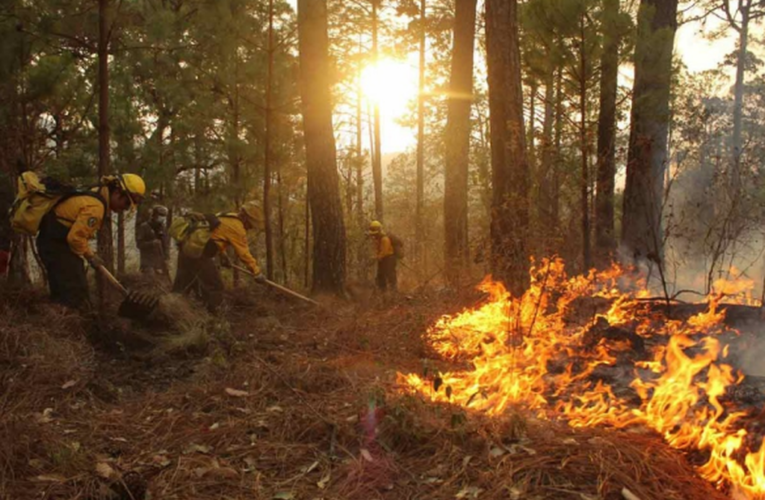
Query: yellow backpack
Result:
<box><xmin>169</xmin><ymin>212</ymin><xmax>222</xmax><ymax>259</ymax></box>
<box><xmin>9</xmin><ymin>172</ymin><xmax>81</xmax><ymax>235</ymax></box>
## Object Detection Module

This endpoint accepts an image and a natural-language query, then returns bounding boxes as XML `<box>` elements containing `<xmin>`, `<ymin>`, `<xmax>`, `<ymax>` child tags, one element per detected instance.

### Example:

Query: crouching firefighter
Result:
<box><xmin>12</xmin><ymin>173</ymin><xmax>146</xmax><ymax>309</ymax></box>
<box><xmin>170</xmin><ymin>202</ymin><xmax>265</xmax><ymax>312</ymax></box>
<box><xmin>366</xmin><ymin>220</ymin><xmax>402</xmax><ymax>292</ymax></box>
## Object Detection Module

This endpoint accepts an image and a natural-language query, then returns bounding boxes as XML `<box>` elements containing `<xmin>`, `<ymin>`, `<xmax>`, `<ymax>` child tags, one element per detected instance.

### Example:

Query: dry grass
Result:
<box><xmin>0</xmin><ymin>284</ymin><xmax>733</xmax><ymax>500</ymax></box>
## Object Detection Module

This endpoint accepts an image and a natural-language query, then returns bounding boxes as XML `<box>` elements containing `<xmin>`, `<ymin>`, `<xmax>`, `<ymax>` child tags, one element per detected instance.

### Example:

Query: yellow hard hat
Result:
<box><xmin>241</xmin><ymin>201</ymin><xmax>265</xmax><ymax>230</ymax></box>
<box><xmin>367</xmin><ymin>220</ymin><xmax>383</xmax><ymax>235</ymax></box>
<box><xmin>118</xmin><ymin>173</ymin><xmax>146</xmax><ymax>209</ymax></box>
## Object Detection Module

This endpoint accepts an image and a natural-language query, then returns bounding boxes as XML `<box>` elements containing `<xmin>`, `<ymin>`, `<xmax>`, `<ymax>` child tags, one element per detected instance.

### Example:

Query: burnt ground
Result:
<box><xmin>0</xmin><ymin>283</ymin><xmax>731</xmax><ymax>500</ymax></box>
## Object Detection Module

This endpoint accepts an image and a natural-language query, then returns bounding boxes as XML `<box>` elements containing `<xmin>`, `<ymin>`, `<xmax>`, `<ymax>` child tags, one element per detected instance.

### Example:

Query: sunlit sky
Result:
<box><xmin>285</xmin><ymin>0</ymin><xmax>742</xmax><ymax>154</ymax></box>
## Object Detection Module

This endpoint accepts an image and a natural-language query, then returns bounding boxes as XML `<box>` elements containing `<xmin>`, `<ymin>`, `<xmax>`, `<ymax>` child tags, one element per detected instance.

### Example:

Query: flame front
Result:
<box><xmin>399</xmin><ymin>258</ymin><xmax>765</xmax><ymax>498</ymax></box>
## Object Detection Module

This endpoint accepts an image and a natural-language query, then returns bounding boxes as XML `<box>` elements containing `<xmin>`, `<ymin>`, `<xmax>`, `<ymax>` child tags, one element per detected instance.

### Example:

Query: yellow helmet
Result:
<box><xmin>241</xmin><ymin>201</ymin><xmax>265</xmax><ymax>230</ymax></box>
<box><xmin>118</xmin><ymin>173</ymin><xmax>146</xmax><ymax>210</ymax></box>
<box><xmin>367</xmin><ymin>220</ymin><xmax>383</xmax><ymax>235</ymax></box>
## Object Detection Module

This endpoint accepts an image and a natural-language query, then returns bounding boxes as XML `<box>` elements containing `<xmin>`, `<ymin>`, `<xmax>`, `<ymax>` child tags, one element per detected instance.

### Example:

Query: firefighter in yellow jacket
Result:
<box><xmin>367</xmin><ymin>220</ymin><xmax>397</xmax><ymax>291</ymax></box>
<box><xmin>172</xmin><ymin>201</ymin><xmax>265</xmax><ymax>312</ymax></box>
<box><xmin>36</xmin><ymin>174</ymin><xmax>146</xmax><ymax>309</ymax></box>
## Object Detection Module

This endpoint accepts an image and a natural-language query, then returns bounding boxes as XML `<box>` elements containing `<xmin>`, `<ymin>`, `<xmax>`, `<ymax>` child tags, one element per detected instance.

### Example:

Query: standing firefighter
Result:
<box><xmin>171</xmin><ymin>201</ymin><xmax>265</xmax><ymax>312</ymax></box>
<box><xmin>367</xmin><ymin>220</ymin><xmax>400</xmax><ymax>292</ymax></box>
<box><xmin>137</xmin><ymin>205</ymin><xmax>169</xmax><ymax>274</ymax></box>
<box><xmin>36</xmin><ymin>174</ymin><xmax>146</xmax><ymax>309</ymax></box>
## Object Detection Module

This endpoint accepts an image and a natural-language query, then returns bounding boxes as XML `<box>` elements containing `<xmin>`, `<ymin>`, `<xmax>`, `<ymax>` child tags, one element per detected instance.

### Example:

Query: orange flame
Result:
<box><xmin>399</xmin><ymin>259</ymin><xmax>765</xmax><ymax>497</ymax></box>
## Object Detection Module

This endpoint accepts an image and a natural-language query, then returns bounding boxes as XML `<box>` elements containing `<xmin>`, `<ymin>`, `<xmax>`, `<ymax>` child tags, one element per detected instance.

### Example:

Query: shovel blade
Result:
<box><xmin>117</xmin><ymin>291</ymin><xmax>159</xmax><ymax>320</ymax></box>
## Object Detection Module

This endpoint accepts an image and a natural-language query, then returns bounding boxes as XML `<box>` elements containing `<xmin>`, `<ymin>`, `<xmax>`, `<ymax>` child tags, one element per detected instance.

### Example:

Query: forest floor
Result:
<box><xmin>0</xmin><ymin>279</ymin><xmax>729</xmax><ymax>500</ymax></box>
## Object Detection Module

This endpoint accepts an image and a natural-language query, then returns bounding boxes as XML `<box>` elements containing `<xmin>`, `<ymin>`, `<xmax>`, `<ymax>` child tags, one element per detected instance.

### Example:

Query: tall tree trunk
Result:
<box><xmin>298</xmin><ymin>0</ymin><xmax>347</xmax><ymax>294</ymax></box>
<box><xmin>621</xmin><ymin>0</ymin><xmax>678</xmax><ymax>264</ymax></box>
<box><xmin>415</xmin><ymin>0</ymin><xmax>426</xmax><ymax>266</ymax></box>
<box><xmin>539</xmin><ymin>66</ymin><xmax>555</xmax><ymax>250</ymax></box>
<box><xmin>194</xmin><ymin>133</ymin><xmax>202</xmax><ymax>195</ymax></box>
<box><xmin>594</xmin><ymin>0</ymin><xmax>619</xmax><ymax>264</ymax></box>
<box><xmin>443</xmin><ymin>0</ymin><xmax>477</xmax><ymax>286</ymax></box>
<box><xmin>485</xmin><ymin>0</ymin><xmax>529</xmax><ymax>295</ymax></box>
<box><xmin>303</xmin><ymin>183</ymin><xmax>311</xmax><ymax>288</ymax></box>
<box><xmin>552</xmin><ymin>64</ymin><xmax>563</xmax><ymax>229</ymax></box>
<box><xmin>579</xmin><ymin>15</ymin><xmax>591</xmax><ymax>271</ymax></box>
<box><xmin>371</xmin><ymin>0</ymin><xmax>384</xmax><ymax>221</ymax></box>
<box><xmin>527</xmin><ymin>80</ymin><xmax>537</xmax><ymax>170</ymax></box>
<box><xmin>731</xmin><ymin>0</ymin><xmax>751</xmax><ymax>195</ymax></box>
<box><xmin>97</xmin><ymin>0</ymin><xmax>113</xmax><ymax>314</ymax></box>
<box><xmin>264</xmin><ymin>0</ymin><xmax>275</xmax><ymax>280</ymax></box>
<box><xmin>277</xmin><ymin>168</ymin><xmax>288</xmax><ymax>284</ymax></box>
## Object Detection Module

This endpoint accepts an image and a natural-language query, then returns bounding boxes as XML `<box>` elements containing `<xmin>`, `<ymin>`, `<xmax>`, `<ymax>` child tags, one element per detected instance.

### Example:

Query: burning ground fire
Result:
<box><xmin>399</xmin><ymin>258</ymin><xmax>765</xmax><ymax>498</ymax></box>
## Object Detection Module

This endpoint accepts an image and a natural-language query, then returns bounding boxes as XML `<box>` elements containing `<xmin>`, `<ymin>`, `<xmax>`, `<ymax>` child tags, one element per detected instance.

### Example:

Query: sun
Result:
<box><xmin>360</xmin><ymin>57</ymin><xmax>419</xmax><ymax>119</ymax></box>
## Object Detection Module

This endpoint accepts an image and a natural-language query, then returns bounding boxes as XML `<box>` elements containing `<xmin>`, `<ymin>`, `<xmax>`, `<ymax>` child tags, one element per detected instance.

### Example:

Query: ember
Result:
<box><xmin>399</xmin><ymin>258</ymin><xmax>765</xmax><ymax>498</ymax></box>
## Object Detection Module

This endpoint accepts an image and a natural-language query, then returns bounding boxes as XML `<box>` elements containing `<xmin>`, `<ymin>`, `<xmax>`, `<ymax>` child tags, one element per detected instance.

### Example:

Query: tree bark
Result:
<box><xmin>443</xmin><ymin>0</ymin><xmax>477</xmax><ymax>286</ymax></box>
<box><xmin>579</xmin><ymin>15</ymin><xmax>591</xmax><ymax>271</ymax></box>
<box><xmin>97</xmin><ymin>0</ymin><xmax>113</xmax><ymax>314</ymax></box>
<box><xmin>264</xmin><ymin>0</ymin><xmax>275</xmax><ymax>280</ymax></box>
<box><xmin>621</xmin><ymin>0</ymin><xmax>678</xmax><ymax>264</ymax></box>
<box><xmin>485</xmin><ymin>0</ymin><xmax>529</xmax><ymax>295</ymax></box>
<box><xmin>538</xmin><ymin>66</ymin><xmax>555</xmax><ymax>248</ymax></box>
<box><xmin>594</xmin><ymin>0</ymin><xmax>620</xmax><ymax>264</ymax></box>
<box><xmin>731</xmin><ymin>0</ymin><xmax>750</xmax><ymax>195</ymax></box>
<box><xmin>415</xmin><ymin>0</ymin><xmax>426</xmax><ymax>266</ymax></box>
<box><xmin>298</xmin><ymin>0</ymin><xmax>347</xmax><ymax>294</ymax></box>
<box><xmin>371</xmin><ymin>0</ymin><xmax>383</xmax><ymax>221</ymax></box>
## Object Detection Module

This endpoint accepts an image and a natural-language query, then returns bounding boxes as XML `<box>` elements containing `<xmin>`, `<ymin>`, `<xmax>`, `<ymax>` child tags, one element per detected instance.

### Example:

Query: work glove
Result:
<box><xmin>87</xmin><ymin>255</ymin><xmax>105</xmax><ymax>269</ymax></box>
<box><xmin>253</xmin><ymin>272</ymin><xmax>267</xmax><ymax>285</ymax></box>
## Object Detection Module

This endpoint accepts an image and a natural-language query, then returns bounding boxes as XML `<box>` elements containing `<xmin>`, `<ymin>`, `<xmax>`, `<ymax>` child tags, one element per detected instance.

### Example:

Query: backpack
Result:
<box><xmin>388</xmin><ymin>233</ymin><xmax>405</xmax><ymax>260</ymax></box>
<box><xmin>169</xmin><ymin>212</ymin><xmax>222</xmax><ymax>259</ymax></box>
<box><xmin>9</xmin><ymin>172</ymin><xmax>100</xmax><ymax>236</ymax></box>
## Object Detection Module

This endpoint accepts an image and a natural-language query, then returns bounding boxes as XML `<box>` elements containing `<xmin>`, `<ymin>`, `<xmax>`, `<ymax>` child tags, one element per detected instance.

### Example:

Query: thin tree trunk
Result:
<box><xmin>594</xmin><ymin>0</ymin><xmax>620</xmax><ymax>264</ymax></box>
<box><xmin>298</xmin><ymin>0</ymin><xmax>347</xmax><ymax>294</ymax></box>
<box><xmin>304</xmin><ymin>188</ymin><xmax>310</xmax><ymax>289</ymax></box>
<box><xmin>371</xmin><ymin>0</ymin><xmax>383</xmax><ymax>221</ymax></box>
<box><xmin>277</xmin><ymin>168</ymin><xmax>288</xmax><ymax>284</ymax></box>
<box><xmin>264</xmin><ymin>0</ymin><xmax>275</xmax><ymax>280</ymax></box>
<box><xmin>485</xmin><ymin>0</ymin><xmax>529</xmax><ymax>295</ymax></box>
<box><xmin>231</xmin><ymin>59</ymin><xmax>241</xmax><ymax>287</ymax></box>
<box><xmin>621</xmin><ymin>0</ymin><xmax>678</xmax><ymax>263</ymax></box>
<box><xmin>356</xmin><ymin>37</ymin><xmax>366</xmax><ymax>280</ymax></box>
<box><xmin>552</xmin><ymin>63</ymin><xmax>563</xmax><ymax>229</ymax></box>
<box><xmin>443</xmin><ymin>0</ymin><xmax>477</xmax><ymax>286</ymax></box>
<box><xmin>539</xmin><ymin>66</ymin><xmax>554</xmax><ymax>248</ymax></box>
<box><xmin>579</xmin><ymin>15</ymin><xmax>591</xmax><ymax>271</ymax></box>
<box><xmin>415</xmin><ymin>0</ymin><xmax>426</xmax><ymax>266</ymax></box>
<box><xmin>527</xmin><ymin>80</ymin><xmax>537</xmax><ymax>170</ymax></box>
<box><xmin>97</xmin><ymin>0</ymin><xmax>113</xmax><ymax>313</ymax></box>
<box><xmin>731</xmin><ymin>0</ymin><xmax>750</xmax><ymax>195</ymax></box>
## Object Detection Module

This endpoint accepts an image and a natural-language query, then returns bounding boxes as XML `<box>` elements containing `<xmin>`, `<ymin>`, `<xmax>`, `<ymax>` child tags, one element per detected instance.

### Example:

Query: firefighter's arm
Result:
<box><xmin>67</xmin><ymin>204</ymin><xmax>104</xmax><ymax>259</ymax></box>
<box><xmin>229</xmin><ymin>229</ymin><xmax>261</xmax><ymax>276</ymax></box>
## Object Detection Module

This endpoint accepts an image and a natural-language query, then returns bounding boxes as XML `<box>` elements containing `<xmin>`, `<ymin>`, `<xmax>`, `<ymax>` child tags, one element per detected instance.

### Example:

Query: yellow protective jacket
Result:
<box><xmin>210</xmin><ymin>215</ymin><xmax>261</xmax><ymax>275</ymax></box>
<box><xmin>52</xmin><ymin>187</ymin><xmax>109</xmax><ymax>259</ymax></box>
<box><xmin>375</xmin><ymin>234</ymin><xmax>394</xmax><ymax>261</ymax></box>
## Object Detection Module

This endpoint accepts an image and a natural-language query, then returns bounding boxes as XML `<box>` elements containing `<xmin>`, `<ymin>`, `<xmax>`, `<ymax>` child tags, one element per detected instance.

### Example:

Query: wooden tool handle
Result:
<box><xmin>231</xmin><ymin>265</ymin><xmax>320</xmax><ymax>306</ymax></box>
<box><xmin>95</xmin><ymin>264</ymin><xmax>129</xmax><ymax>297</ymax></box>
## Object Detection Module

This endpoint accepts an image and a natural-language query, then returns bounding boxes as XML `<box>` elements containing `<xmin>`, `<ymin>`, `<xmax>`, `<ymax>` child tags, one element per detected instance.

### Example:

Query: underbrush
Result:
<box><xmin>0</xmin><ymin>283</ymin><xmax>732</xmax><ymax>500</ymax></box>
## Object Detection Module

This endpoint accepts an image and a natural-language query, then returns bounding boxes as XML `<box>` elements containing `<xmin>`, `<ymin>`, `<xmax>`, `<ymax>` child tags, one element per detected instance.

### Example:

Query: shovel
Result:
<box><xmin>231</xmin><ymin>265</ymin><xmax>321</xmax><ymax>307</ymax></box>
<box><xmin>95</xmin><ymin>264</ymin><xmax>160</xmax><ymax>319</ymax></box>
